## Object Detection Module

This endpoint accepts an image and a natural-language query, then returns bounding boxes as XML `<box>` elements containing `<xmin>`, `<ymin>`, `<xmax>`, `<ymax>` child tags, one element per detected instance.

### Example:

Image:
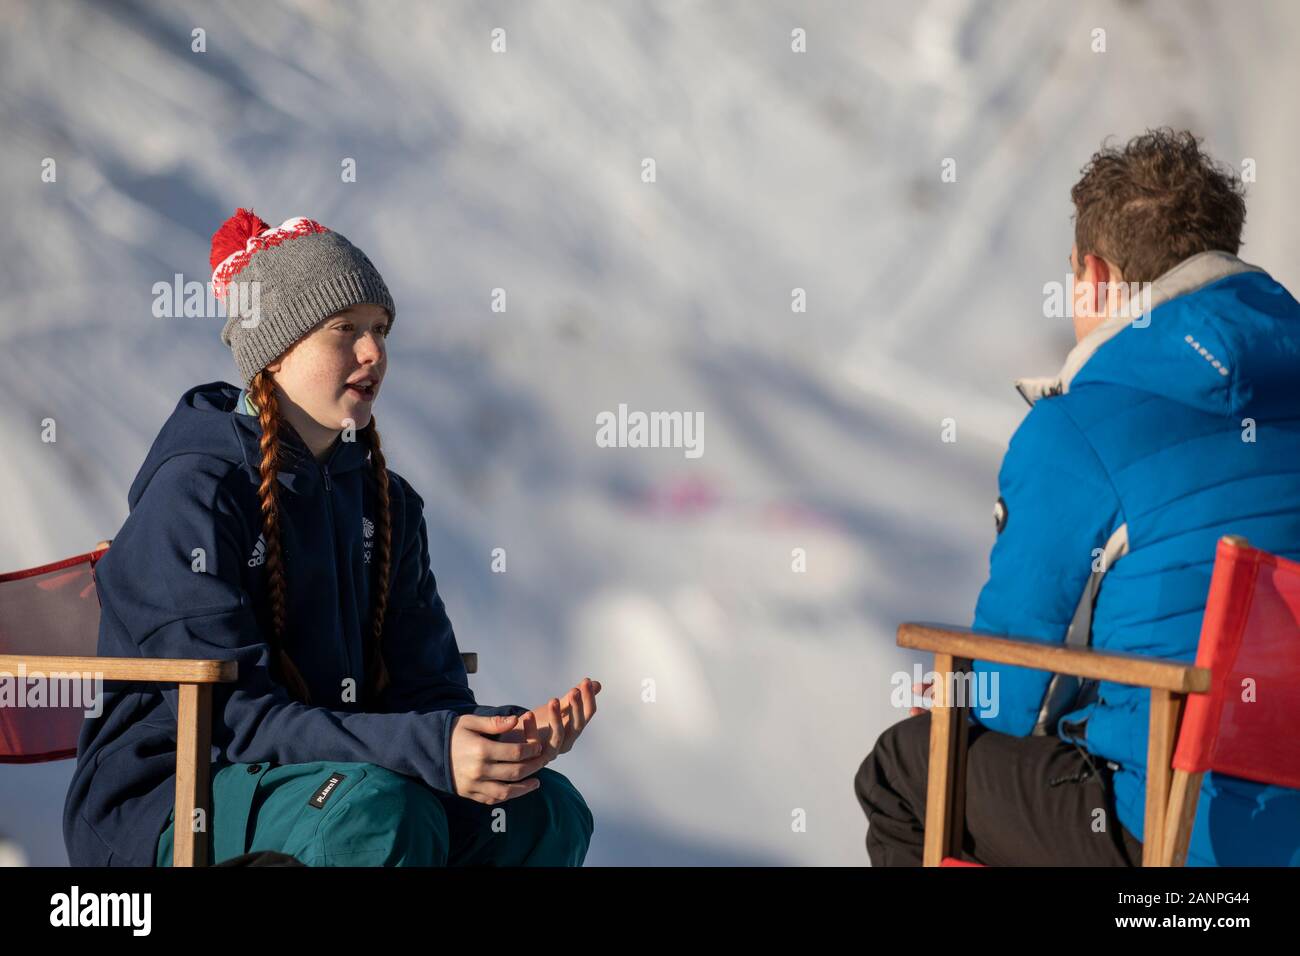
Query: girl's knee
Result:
<box><xmin>535</xmin><ymin>767</ymin><xmax>594</xmax><ymax>843</ymax></box>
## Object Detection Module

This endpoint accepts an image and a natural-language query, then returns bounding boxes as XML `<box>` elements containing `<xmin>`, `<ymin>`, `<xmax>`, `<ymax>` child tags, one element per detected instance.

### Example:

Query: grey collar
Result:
<box><xmin>1014</xmin><ymin>250</ymin><xmax>1265</xmax><ymax>407</ymax></box>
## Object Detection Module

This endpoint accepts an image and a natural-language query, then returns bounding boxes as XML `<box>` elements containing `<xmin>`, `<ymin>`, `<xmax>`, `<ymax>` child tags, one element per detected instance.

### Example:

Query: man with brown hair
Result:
<box><xmin>855</xmin><ymin>128</ymin><xmax>1300</xmax><ymax>866</ymax></box>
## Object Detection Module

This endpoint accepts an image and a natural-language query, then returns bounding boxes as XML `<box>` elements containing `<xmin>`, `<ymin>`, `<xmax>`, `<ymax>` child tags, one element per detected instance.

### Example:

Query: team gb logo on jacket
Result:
<box><xmin>362</xmin><ymin>515</ymin><xmax>374</xmax><ymax>565</ymax></box>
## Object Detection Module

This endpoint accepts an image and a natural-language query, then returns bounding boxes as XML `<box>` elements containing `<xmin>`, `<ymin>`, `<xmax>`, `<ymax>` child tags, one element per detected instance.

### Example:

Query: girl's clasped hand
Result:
<box><xmin>450</xmin><ymin>678</ymin><xmax>601</xmax><ymax>805</ymax></box>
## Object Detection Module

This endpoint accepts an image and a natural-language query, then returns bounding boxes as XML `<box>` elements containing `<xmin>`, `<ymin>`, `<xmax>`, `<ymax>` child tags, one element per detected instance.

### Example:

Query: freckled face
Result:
<box><xmin>267</xmin><ymin>303</ymin><xmax>390</xmax><ymax>434</ymax></box>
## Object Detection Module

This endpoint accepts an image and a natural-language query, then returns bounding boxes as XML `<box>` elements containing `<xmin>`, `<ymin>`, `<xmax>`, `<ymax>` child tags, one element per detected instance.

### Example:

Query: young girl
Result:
<box><xmin>63</xmin><ymin>209</ymin><xmax>599</xmax><ymax>866</ymax></box>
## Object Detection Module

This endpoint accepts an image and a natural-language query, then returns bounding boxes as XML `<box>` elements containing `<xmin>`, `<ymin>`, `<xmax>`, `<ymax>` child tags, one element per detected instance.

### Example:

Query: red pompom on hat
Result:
<box><xmin>209</xmin><ymin>207</ymin><xmax>271</xmax><ymax>272</ymax></box>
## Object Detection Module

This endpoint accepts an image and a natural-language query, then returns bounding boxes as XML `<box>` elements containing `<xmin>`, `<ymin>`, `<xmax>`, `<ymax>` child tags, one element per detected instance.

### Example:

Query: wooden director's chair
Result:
<box><xmin>898</xmin><ymin>534</ymin><xmax>1300</xmax><ymax>867</ymax></box>
<box><xmin>0</xmin><ymin>541</ymin><xmax>478</xmax><ymax>867</ymax></box>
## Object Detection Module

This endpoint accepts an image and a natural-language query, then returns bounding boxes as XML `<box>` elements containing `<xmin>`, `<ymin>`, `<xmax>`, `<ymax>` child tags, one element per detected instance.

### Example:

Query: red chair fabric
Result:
<box><xmin>1173</xmin><ymin>538</ymin><xmax>1300</xmax><ymax>790</ymax></box>
<box><xmin>0</xmin><ymin>549</ymin><xmax>106</xmax><ymax>763</ymax></box>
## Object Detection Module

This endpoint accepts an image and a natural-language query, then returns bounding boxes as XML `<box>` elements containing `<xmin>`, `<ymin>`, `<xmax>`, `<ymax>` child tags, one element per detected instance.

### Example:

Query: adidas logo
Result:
<box><xmin>248</xmin><ymin>532</ymin><xmax>267</xmax><ymax>568</ymax></box>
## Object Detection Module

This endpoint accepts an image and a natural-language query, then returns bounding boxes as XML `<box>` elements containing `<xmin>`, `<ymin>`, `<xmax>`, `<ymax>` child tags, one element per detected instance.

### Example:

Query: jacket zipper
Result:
<box><xmin>317</xmin><ymin>457</ymin><xmax>355</xmax><ymax>684</ymax></box>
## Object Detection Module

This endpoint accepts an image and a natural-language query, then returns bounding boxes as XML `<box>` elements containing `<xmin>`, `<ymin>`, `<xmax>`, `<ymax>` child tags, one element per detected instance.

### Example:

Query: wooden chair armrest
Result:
<box><xmin>0</xmin><ymin>651</ymin><xmax>235</xmax><ymax>867</ymax></box>
<box><xmin>900</xmin><ymin>622</ymin><xmax>1209</xmax><ymax>866</ymax></box>
<box><xmin>4</xmin><ymin>654</ymin><xmax>474</xmax><ymax>680</ymax></box>
<box><xmin>0</xmin><ymin>654</ymin><xmax>237</xmax><ymax>684</ymax></box>
<box><xmin>10</xmin><ymin>646</ymin><xmax>476</xmax><ymax>865</ymax></box>
<box><xmin>897</xmin><ymin>623</ymin><xmax>1209</xmax><ymax>694</ymax></box>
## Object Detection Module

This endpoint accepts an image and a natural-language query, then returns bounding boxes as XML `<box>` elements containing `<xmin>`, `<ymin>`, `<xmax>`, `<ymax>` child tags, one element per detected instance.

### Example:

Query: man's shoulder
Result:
<box><xmin>999</xmin><ymin>389</ymin><xmax>1137</xmax><ymax>495</ymax></box>
<box><xmin>1055</xmin><ymin>379</ymin><xmax>1166</xmax><ymax>426</ymax></box>
<box><xmin>1015</xmin><ymin>377</ymin><xmax>1180</xmax><ymax>447</ymax></box>
<box><xmin>1007</xmin><ymin>391</ymin><xmax>1096</xmax><ymax>453</ymax></box>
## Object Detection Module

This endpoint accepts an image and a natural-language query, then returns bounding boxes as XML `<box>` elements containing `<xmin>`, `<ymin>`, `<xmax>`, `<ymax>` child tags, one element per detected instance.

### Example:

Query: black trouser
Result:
<box><xmin>854</xmin><ymin>712</ymin><xmax>1144</xmax><ymax>866</ymax></box>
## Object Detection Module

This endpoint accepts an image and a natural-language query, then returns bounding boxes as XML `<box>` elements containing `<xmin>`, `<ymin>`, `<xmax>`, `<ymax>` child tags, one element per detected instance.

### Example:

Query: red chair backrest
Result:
<box><xmin>1173</xmin><ymin>537</ymin><xmax>1300</xmax><ymax>789</ymax></box>
<box><xmin>0</xmin><ymin>549</ymin><xmax>107</xmax><ymax>763</ymax></box>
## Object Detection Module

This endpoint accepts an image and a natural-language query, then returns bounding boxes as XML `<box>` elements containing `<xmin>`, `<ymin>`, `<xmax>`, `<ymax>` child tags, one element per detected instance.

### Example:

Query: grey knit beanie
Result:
<box><xmin>211</xmin><ymin>209</ymin><xmax>396</xmax><ymax>388</ymax></box>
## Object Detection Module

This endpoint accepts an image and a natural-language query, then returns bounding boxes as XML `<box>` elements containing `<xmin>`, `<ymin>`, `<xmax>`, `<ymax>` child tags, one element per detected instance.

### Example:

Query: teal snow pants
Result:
<box><xmin>155</xmin><ymin>760</ymin><xmax>593</xmax><ymax>867</ymax></box>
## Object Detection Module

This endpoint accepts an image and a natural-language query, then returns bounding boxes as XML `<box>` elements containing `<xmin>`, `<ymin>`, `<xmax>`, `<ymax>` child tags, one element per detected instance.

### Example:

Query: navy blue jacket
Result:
<box><xmin>63</xmin><ymin>381</ymin><xmax>526</xmax><ymax>866</ymax></box>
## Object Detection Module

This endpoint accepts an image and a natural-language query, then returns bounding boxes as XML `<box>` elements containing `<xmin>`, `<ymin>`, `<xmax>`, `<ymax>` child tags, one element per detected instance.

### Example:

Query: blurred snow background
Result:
<box><xmin>1</xmin><ymin>0</ymin><xmax>1298</xmax><ymax>865</ymax></box>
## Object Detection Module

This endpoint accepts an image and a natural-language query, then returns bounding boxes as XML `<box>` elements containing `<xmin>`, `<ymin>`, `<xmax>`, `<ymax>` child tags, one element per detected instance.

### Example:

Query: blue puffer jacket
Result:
<box><xmin>970</xmin><ymin>250</ymin><xmax>1300</xmax><ymax>866</ymax></box>
<box><xmin>63</xmin><ymin>381</ymin><xmax>526</xmax><ymax>866</ymax></box>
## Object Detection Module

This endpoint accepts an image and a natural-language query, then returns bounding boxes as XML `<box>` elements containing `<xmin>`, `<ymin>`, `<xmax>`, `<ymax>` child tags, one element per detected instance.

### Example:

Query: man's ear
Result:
<box><xmin>1092</xmin><ymin>254</ymin><xmax>1127</xmax><ymax>316</ymax></box>
<box><xmin>1082</xmin><ymin>253</ymin><xmax>1114</xmax><ymax>317</ymax></box>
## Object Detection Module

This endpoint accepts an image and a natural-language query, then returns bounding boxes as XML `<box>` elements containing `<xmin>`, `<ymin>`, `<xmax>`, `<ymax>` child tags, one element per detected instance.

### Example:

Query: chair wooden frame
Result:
<box><xmin>894</xmin><ymin>536</ymin><xmax>1249</xmax><ymax>867</ymax></box>
<box><xmin>1</xmin><ymin>651</ymin><xmax>237</xmax><ymax>867</ymax></box>
<box><xmin>3</xmin><ymin>541</ymin><xmax>479</xmax><ymax>867</ymax></box>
